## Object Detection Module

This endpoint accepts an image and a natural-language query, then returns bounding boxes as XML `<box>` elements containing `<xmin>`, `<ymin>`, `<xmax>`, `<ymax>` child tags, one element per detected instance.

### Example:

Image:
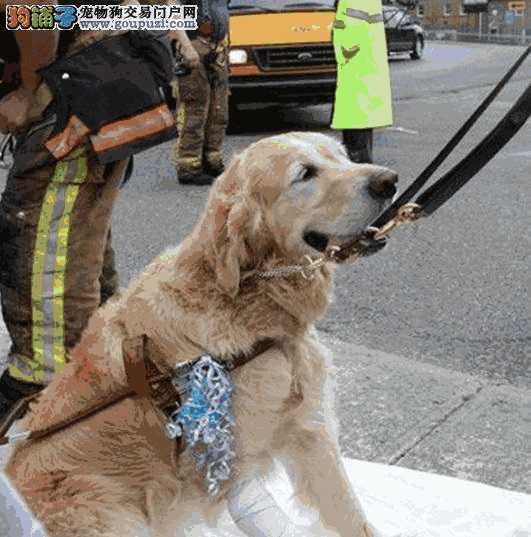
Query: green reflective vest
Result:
<box><xmin>331</xmin><ymin>0</ymin><xmax>393</xmax><ymax>129</ymax></box>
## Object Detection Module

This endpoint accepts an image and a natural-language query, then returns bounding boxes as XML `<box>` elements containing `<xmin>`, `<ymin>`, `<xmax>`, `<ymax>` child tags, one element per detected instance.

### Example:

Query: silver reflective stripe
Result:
<box><xmin>345</xmin><ymin>7</ymin><xmax>384</xmax><ymax>23</ymax></box>
<box><xmin>41</xmin><ymin>178</ymin><xmax>69</xmax><ymax>375</ymax></box>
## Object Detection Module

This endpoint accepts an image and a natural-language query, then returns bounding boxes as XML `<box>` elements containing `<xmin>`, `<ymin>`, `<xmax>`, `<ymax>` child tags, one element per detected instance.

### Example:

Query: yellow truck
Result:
<box><xmin>228</xmin><ymin>0</ymin><xmax>337</xmax><ymax>107</ymax></box>
<box><xmin>227</xmin><ymin>0</ymin><xmax>424</xmax><ymax>107</ymax></box>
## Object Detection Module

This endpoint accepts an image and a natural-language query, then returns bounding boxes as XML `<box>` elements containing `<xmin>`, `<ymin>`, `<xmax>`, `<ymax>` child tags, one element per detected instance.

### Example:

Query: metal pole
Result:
<box><xmin>522</xmin><ymin>6</ymin><xmax>527</xmax><ymax>44</ymax></box>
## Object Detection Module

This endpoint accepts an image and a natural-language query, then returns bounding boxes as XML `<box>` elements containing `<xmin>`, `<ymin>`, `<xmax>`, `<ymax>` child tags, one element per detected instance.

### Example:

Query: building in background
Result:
<box><xmin>390</xmin><ymin>0</ymin><xmax>530</xmax><ymax>38</ymax></box>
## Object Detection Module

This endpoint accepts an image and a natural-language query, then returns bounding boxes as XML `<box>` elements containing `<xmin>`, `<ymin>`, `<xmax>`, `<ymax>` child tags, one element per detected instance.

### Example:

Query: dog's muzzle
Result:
<box><xmin>303</xmin><ymin>229</ymin><xmax>387</xmax><ymax>262</ymax></box>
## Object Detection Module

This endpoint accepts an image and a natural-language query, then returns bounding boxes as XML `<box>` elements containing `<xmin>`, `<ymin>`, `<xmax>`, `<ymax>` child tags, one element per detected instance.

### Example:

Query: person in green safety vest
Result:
<box><xmin>331</xmin><ymin>0</ymin><xmax>393</xmax><ymax>163</ymax></box>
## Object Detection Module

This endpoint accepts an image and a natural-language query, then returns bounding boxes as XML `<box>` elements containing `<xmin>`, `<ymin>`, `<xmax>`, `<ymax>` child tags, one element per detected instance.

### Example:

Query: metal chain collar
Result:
<box><xmin>245</xmin><ymin>246</ymin><xmax>339</xmax><ymax>282</ymax></box>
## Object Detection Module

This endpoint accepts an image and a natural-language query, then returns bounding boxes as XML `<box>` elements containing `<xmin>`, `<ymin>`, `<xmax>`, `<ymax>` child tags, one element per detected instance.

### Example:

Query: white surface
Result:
<box><xmin>1</xmin><ymin>454</ymin><xmax>530</xmax><ymax>536</ymax></box>
<box><xmin>0</xmin><ymin>472</ymin><xmax>48</xmax><ymax>537</ymax></box>
<box><xmin>344</xmin><ymin>459</ymin><xmax>531</xmax><ymax>537</ymax></box>
<box><xmin>186</xmin><ymin>458</ymin><xmax>531</xmax><ymax>537</ymax></box>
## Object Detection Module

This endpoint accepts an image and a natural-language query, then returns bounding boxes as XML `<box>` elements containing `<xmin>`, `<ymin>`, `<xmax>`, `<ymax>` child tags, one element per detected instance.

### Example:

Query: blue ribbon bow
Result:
<box><xmin>166</xmin><ymin>355</ymin><xmax>236</xmax><ymax>496</ymax></box>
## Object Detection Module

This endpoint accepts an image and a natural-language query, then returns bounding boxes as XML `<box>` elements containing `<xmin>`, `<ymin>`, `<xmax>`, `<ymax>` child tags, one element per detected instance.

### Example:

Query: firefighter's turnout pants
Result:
<box><xmin>174</xmin><ymin>35</ymin><xmax>230</xmax><ymax>175</ymax></box>
<box><xmin>0</xmin><ymin>115</ymin><xmax>126</xmax><ymax>386</ymax></box>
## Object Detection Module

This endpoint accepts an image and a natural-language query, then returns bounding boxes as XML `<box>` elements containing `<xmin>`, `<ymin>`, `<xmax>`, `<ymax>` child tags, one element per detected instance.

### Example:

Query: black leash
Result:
<box><xmin>416</xmin><ymin>82</ymin><xmax>530</xmax><ymax>215</ymax></box>
<box><xmin>366</xmin><ymin>45</ymin><xmax>531</xmax><ymax>240</ymax></box>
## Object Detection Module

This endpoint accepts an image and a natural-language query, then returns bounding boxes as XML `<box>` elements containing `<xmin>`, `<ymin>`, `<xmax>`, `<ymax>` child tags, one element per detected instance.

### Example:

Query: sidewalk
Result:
<box><xmin>425</xmin><ymin>30</ymin><xmax>531</xmax><ymax>46</ymax></box>
<box><xmin>1</xmin><ymin>319</ymin><xmax>529</xmax><ymax>493</ymax></box>
<box><xmin>323</xmin><ymin>334</ymin><xmax>531</xmax><ymax>495</ymax></box>
<box><xmin>0</xmin><ymin>319</ymin><xmax>530</xmax><ymax>536</ymax></box>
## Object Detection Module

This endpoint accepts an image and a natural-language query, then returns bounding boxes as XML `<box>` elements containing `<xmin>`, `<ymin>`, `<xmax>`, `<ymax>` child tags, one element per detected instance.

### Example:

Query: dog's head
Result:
<box><xmin>202</xmin><ymin>132</ymin><xmax>397</xmax><ymax>297</ymax></box>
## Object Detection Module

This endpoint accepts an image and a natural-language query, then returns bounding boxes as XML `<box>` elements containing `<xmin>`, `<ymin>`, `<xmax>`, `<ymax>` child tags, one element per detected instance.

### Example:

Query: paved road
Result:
<box><xmin>1</xmin><ymin>43</ymin><xmax>529</xmax><ymax>386</ymax></box>
<box><xmin>0</xmin><ymin>41</ymin><xmax>530</xmax><ymax>495</ymax></box>
<box><xmin>108</xmin><ymin>41</ymin><xmax>530</xmax><ymax>388</ymax></box>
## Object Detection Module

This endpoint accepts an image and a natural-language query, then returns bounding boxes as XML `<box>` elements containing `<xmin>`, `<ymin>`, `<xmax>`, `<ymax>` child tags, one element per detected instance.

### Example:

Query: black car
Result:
<box><xmin>383</xmin><ymin>5</ymin><xmax>425</xmax><ymax>59</ymax></box>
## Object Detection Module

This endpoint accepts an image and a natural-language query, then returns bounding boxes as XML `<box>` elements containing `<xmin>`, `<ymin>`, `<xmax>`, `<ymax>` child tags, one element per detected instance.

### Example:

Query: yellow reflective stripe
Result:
<box><xmin>8</xmin><ymin>151</ymin><xmax>88</xmax><ymax>385</ymax></box>
<box><xmin>51</xmin><ymin>161</ymin><xmax>86</xmax><ymax>374</ymax></box>
<box><xmin>171</xmin><ymin>79</ymin><xmax>179</xmax><ymax>102</ymax></box>
<box><xmin>205</xmin><ymin>150</ymin><xmax>223</xmax><ymax>161</ymax></box>
<box><xmin>51</xmin><ymin>186</ymin><xmax>74</xmax><ymax>372</ymax></box>
<box><xmin>177</xmin><ymin>102</ymin><xmax>186</xmax><ymax>133</ymax></box>
<box><xmin>8</xmin><ymin>363</ymin><xmax>38</xmax><ymax>384</ymax></box>
<box><xmin>173</xmin><ymin>103</ymin><xmax>186</xmax><ymax>167</ymax></box>
<box><xmin>30</xmin><ymin>161</ymin><xmax>68</xmax><ymax>384</ymax></box>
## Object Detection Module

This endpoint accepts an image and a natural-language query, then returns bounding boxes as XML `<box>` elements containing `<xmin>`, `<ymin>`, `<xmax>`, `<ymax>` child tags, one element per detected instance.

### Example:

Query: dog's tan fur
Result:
<box><xmin>6</xmin><ymin>132</ymin><xmax>395</xmax><ymax>537</ymax></box>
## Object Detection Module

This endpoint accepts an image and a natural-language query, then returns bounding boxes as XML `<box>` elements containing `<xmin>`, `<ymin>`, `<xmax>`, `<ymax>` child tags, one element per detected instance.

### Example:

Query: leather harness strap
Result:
<box><xmin>0</xmin><ymin>393</ymin><xmax>40</xmax><ymax>440</ymax></box>
<box><xmin>225</xmin><ymin>338</ymin><xmax>276</xmax><ymax>371</ymax></box>
<box><xmin>20</xmin><ymin>387</ymin><xmax>135</xmax><ymax>446</ymax></box>
<box><xmin>0</xmin><ymin>336</ymin><xmax>276</xmax><ymax>446</ymax></box>
<box><xmin>123</xmin><ymin>334</ymin><xmax>151</xmax><ymax>398</ymax></box>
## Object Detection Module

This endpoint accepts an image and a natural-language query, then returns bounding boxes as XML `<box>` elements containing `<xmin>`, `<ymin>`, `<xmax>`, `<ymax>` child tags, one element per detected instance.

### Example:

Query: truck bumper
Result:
<box><xmin>229</xmin><ymin>74</ymin><xmax>337</xmax><ymax>106</ymax></box>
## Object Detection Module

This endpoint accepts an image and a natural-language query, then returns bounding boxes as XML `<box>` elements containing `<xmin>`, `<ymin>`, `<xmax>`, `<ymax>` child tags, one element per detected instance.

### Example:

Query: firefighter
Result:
<box><xmin>0</xmin><ymin>0</ymin><xmax>197</xmax><ymax>421</ymax></box>
<box><xmin>332</xmin><ymin>0</ymin><xmax>394</xmax><ymax>163</ymax></box>
<box><xmin>174</xmin><ymin>0</ymin><xmax>230</xmax><ymax>186</ymax></box>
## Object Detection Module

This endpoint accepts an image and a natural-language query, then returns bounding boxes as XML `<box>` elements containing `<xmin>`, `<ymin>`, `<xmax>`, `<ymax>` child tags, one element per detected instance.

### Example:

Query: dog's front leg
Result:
<box><xmin>226</xmin><ymin>466</ymin><xmax>323</xmax><ymax>537</ymax></box>
<box><xmin>281</xmin><ymin>425</ymin><xmax>372</xmax><ymax>537</ymax></box>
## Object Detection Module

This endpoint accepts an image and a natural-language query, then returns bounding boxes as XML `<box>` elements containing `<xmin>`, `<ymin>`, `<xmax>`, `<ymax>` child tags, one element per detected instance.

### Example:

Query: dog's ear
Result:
<box><xmin>213</xmin><ymin>199</ymin><xmax>250</xmax><ymax>297</ymax></box>
<box><xmin>207</xmin><ymin>157</ymin><xmax>251</xmax><ymax>298</ymax></box>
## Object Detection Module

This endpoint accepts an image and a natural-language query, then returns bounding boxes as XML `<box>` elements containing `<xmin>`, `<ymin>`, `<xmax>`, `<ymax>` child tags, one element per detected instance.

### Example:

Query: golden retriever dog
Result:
<box><xmin>6</xmin><ymin>132</ymin><xmax>397</xmax><ymax>537</ymax></box>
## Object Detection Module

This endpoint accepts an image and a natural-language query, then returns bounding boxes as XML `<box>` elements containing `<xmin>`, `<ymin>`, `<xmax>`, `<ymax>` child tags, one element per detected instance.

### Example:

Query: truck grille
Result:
<box><xmin>254</xmin><ymin>44</ymin><xmax>335</xmax><ymax>71</ymax></box>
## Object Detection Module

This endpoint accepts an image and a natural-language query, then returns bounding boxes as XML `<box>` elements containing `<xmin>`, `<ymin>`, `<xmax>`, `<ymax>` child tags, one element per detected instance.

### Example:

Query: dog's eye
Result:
<box><xmin>293</xmin><ymin>165</ymin><xmax>317</xmax><ymax>184</ymax></box>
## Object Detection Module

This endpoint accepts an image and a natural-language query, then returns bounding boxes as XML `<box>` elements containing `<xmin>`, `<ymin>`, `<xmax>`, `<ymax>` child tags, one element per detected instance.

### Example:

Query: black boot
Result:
<box><xmin>178</xmin><ymin>170</ymin><xmax>214</xmax><ymax>186</ymax></box>
<box><xmin>342</xmin><ymin>129</ymin><xmax>374</xmax><ymax>164</ymax></box>
<box><xmin>204</xmin><ymin>161</ymin><xmax>225</xmax><ymax>179</ymax></box>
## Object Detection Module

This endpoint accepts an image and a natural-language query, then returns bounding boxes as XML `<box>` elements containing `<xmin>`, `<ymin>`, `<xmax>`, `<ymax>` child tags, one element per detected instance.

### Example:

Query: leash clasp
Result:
<box><xmin>370</xmin><ymin>203</ymin><xmax>422</xmax><ymax>241</ymax></box>
<box><xmin>301</xmin><ymin>255</ymin><xmax>326</xmax><ymax>279</ymax></box>
<box><xmin>301</xmin><ymin>246</ymin><xmax>341</xmax><ymax>279</ymax></box>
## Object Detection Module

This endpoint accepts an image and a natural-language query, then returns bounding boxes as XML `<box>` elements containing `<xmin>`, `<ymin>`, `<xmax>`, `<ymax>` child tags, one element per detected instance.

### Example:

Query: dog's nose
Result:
<box><xmin>367</xmin><ymin>169</ymin><xmax>398</xmax><ymax>200</ymax></box>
